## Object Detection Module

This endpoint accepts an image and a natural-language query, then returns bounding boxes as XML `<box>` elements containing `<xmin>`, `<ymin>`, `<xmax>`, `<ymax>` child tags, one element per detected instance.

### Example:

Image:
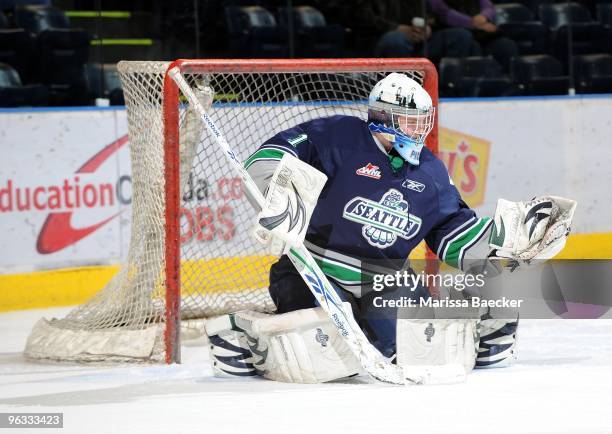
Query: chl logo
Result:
<box><xmin>356</xmin><ymin>163</ymin><xmax>382</xmax><ymax>180</ymax></box>
<box><xmin>342</xmin><ymin>189</ymin><xmax>422</xmax><ymax>248</ymax></box>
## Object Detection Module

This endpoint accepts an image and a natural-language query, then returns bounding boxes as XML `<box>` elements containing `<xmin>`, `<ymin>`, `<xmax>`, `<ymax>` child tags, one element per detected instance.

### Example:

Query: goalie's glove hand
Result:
<box><xmin>489</xmin><ymin>195</ymin><xmax>577</xmax><ymax>265</ymax></box>
<box><xmin>252</xmin><ymin>154</ymin><xmax>327</xmax><ymax>255</ymax></box>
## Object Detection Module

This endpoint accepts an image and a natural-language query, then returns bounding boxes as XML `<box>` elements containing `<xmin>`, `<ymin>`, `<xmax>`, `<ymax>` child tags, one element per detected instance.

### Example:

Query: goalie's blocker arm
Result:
<box><xmin>251</xmin><ymin>153</ymin><xmax>327</xmax><ymax>256</ymax></box>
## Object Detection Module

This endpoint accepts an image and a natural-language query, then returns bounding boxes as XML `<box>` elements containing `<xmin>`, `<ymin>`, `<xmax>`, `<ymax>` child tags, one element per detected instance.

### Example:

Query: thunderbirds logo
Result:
<box><xmin>342</xmin><ymin>189</ymin><xmax>422</xmax><ymax>248</ymax></box>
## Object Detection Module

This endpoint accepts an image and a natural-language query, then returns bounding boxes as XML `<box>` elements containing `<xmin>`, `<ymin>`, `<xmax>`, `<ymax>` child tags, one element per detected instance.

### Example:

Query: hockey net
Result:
<box><xmin>24</xmin><ymin>59</ymin><xmax>438</xmax><ymax>363</ymax></box>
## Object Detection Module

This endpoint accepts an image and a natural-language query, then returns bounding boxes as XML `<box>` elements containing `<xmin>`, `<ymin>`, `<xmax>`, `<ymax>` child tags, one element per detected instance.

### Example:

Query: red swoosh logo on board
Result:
<box><xmin>36</xmin><ymin>135</ymin><xmax>129</xmax><ymax>254</ymax></box>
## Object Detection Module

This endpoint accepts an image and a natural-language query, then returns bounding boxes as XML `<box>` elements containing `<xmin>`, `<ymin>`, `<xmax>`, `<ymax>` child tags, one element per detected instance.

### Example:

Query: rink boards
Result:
<box><xmin>1</xmin><ymin>95</ymin><xmax>612</xmax><ymax>311</ymax></box>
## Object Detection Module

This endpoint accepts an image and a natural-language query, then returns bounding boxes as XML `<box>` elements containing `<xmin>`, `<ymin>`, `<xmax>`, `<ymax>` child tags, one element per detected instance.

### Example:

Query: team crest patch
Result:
<box><xmin>356</xmin><ymin>163</ymin><xmax>382</xmax><ymax>179</ymax></box>
<box><xmin>342</xmin><ymin>189</ymin><xmax>422</xmax><ymax>248</ymax></box>
<box><xmin>402</xmin><ymin>179</ymin><xmax>425</xmax><ymax>192</ymax></box>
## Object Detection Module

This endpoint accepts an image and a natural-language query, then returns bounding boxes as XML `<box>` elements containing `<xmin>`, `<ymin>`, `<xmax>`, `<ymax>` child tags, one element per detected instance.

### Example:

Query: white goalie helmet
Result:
<box><xmin>368</xmin><ymin>72</ymin><xmax>435</xmax><ymax>165</ymax></box>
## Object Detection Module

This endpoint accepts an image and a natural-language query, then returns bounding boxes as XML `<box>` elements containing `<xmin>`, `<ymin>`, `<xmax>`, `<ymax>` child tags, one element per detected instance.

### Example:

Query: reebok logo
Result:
<box><xmin>402</xmin><ymin>179</ymin><xmax>425</xmax><ymax>192</ymax></box>
<box><xmin>356</xmin><ymin>163</ymin><xmax>382</xmax><ymax>179</ymax></box>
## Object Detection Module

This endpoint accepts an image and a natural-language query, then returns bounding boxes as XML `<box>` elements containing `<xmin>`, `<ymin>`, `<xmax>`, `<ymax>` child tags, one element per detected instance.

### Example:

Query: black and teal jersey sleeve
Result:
<box><xmin>243</xmin><ymin>118</ymin><xmax>331</xmax><ymax>197</ymax></box>
<box><xmin>242</xmin><ymin>124</ymin><xmax>311</xmax><ymax>200</ymax></box>
<box><xmin>244</xmin><ymin>119</ymin><xmax>326</xmax><ymax>169</ymax></box>
<box><xmin>424</xmin><ymin>161</ymin><xmax>492</xmax><ymax>271</ymax></box>
<box><xmin>244</xmin><ymin>115</ymin><xmax>358</xmax><ymax>197</ymax></box>
<box><xmin>244</xmin><ymin>126</ymin><xmax>304</xmax><ymax>169</ymax></box>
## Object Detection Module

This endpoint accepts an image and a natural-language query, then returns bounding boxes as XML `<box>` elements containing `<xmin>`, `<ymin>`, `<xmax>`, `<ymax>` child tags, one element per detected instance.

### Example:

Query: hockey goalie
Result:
<box><xmin>203</xmin><ymin>73</ymin><xmax>577</xmax><ymax>384</ymax></box>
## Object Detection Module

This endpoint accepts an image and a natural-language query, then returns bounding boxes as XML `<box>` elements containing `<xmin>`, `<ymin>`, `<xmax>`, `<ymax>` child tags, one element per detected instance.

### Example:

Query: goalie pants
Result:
<box><xmin>268</xmin><ymin>255</ymin><xmax>431</xmax><ymax>359</ymax></box>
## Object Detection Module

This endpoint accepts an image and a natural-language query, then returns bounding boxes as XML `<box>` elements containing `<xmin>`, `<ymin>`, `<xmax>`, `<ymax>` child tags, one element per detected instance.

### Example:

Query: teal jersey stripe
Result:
<box><xmin>244</xmin><ymin>148</ymin><xmax>285</xmax><ymax>169</ymax></box>
<box><xmin>443</xmin><ymin>218</ymin><xmax>491</xmax><ymax>268</ymax></box>
<box><xmin>314</xmin><ymin>258</ymin><xmax>363</xmax><ymax>284</ymax></box>
<box><xmin>309</xmin><ymin>251</ymin><xmax>375</xmax><ymax>285</ymax></box>
<box><xmin>436</xmin><ymin>216</ymin><xmax>477</xmax><ymax>258</ymax></box>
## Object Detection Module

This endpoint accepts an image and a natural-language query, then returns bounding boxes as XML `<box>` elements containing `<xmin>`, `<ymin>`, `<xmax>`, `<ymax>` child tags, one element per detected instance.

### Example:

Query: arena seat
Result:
<box><xmin>440</xmin><ymin>56</ymin><xmax>520</xmax><ymax>97</ymax></box>
<box><xmin>573</xmin><ymin>53</ymin><xmax>612</xmax><ymax>93</ymax></box>
<box><xmin>538</xmin><ymin>2</ymin><xmax>595</xmax><ymax>28</ymax></box>
<box><xmin>0</xmin><ymin>10</ymin><xmax>9</xmax><ymax>28</ymax></box>
<box><xmin>14</xmin><ymin>5</ymin><xmax>70</xmax><ymax>34</ymax></box>
<box><xmin>539</xmin><ymin>3</ymin><xmax>607</xmax><ymax>60</ymax></box>
<box><xmin>0</xmin><ymin>62</ymin><xmax>48</xmax><ymax>106</ymax></box>
<box><xmin>495</xmin><ymin>3</ymin><xmax>549</xmax><ymax>54</ymax></box>
<box><xmin>596</xmin><ymin>2</ymin><xmax>612</xmax><ymax>54</ymax></box>
<box><xmin>597</xmin><ymin>2</ymin><xmax>612</xmax><ymax>25</ymax></box>
<box><xmin>225</xmin><ymin>5</ymin><xmax>288</xmax><ymax>58</ymax></box>
<box><xmin>86</xmin><ymin>63</ymin><xmax>124</xmax><ymax>105</ymax></box>
<box><xmin>0</xmin><ymin>28</ymin><xmax>33</xmax><ymax>81</ymax></box>
<box><xmin>510</xmin><ymin>54</ymin><xmax>570</xmax><ymax>95</ymax></box>
<box><xmin>278</xmin><ymin>6</ymin><xmax>345</xmax><ymax>57</ymax></box>
<box><xmin>36</xmin><ymin>28</ymin><xmax>90</xmax><ymax>104</ymax></box>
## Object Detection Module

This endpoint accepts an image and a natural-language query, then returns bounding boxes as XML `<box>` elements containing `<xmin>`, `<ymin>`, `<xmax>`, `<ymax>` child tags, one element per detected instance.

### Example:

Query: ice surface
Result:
<box><xmin>1</xmin><ymin>308</ymin><xmax>612</xmax><ymax>434</ymax></box>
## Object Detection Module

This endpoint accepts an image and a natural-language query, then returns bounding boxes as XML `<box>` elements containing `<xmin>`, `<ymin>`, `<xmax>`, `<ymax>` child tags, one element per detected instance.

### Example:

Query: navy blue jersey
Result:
<box><xmin>245</xmin><ymin>115</ymin><xmax>491</xmax><ymax>294</ymax></box>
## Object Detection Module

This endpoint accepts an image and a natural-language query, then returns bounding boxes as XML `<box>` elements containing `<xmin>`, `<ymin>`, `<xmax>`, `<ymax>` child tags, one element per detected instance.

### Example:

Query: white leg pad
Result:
<box><xmin>397</xmin><ymin>319</ymin><xmax>479</xmax><ymax>378</ymax></box>
<box><xmin>251</xmin><ymin>306</ymin><xmax>361</xmax><ymax>383</ymax></box>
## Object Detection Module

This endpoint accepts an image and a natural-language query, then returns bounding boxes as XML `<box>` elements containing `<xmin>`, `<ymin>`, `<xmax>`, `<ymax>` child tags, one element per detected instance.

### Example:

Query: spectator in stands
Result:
<box><xmin>429</xmin><ymin>0</ymin><xmax>519</xmax><ymax>70</ymax></box>
<box><xmin>332</xmin><ymin>0</ymin><xmax>477</xmax><ymax>63</ymax></box>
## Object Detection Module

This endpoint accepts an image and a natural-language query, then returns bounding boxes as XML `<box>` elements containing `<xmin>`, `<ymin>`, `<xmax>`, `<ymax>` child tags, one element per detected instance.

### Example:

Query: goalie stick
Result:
<box><xmin>168</xmin><ymin>66</ymin><xmax>464</xmax><ymax>385</ymax></box>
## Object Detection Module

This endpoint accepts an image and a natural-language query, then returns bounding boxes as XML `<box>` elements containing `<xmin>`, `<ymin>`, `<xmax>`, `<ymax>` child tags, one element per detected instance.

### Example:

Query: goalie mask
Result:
<box><xmin>367</xmin><ymin>73</ymin><xmax>435</xmax><ymax>165</ymax></box>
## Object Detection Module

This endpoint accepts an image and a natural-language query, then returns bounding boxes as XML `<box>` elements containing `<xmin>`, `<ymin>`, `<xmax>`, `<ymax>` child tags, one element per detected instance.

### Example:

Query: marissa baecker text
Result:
<box><xmin>372</xmin><ymin>296</ymin><xmax>524</xmax><ymax>309</ymax></box>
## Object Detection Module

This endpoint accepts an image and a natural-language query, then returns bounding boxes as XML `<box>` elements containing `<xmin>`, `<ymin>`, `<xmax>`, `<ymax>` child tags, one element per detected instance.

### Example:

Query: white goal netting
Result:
<box><xmin>24</xmin><ymin>59</ymin><xmax>432</xmax><ymax>363</ymax></box>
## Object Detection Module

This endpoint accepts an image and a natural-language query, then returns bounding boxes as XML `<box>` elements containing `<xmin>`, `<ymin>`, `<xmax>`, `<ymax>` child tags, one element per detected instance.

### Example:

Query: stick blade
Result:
<box><xmin>402</xmin><ymin>363</ymin><xmax>467</xmax><ymax>385</ymax></box>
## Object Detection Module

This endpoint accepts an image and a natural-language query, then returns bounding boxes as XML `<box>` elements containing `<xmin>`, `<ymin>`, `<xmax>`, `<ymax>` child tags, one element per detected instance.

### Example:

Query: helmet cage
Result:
<box><xmin>368</xmin><ymin>101</ymin><xmax>435</xmax><ymax>144</ymax></box>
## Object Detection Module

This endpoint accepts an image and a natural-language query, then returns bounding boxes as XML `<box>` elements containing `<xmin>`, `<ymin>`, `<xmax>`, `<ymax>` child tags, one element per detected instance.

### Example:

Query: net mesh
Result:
<box><xmin>24</xmin><ymin>60</ymin><xmax>429</xmax><ymax>363</ymax></box>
